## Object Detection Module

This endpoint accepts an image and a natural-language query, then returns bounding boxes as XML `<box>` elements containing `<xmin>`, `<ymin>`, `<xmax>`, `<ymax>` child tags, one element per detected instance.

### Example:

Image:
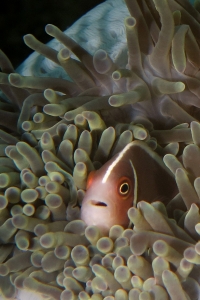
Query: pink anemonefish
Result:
<box><xmin>80</xmin><ymin>141</ymin><xmax>177</xmax><ymax>234</ymax></box>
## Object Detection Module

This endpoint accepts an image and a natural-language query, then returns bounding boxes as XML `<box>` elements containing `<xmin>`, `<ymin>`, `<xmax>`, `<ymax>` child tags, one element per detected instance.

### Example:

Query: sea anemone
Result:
<box><xmin>0</xmin><ymin>0</ymin><xmax>200</xmax><ymax>299</ymax></box>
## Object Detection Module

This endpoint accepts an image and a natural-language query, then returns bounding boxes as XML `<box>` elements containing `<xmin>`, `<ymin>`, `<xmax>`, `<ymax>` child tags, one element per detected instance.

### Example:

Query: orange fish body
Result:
<box><xmin>81</xmin><ymin>141</ymin><xmax>177</xmax><ymax>234</ymax></box>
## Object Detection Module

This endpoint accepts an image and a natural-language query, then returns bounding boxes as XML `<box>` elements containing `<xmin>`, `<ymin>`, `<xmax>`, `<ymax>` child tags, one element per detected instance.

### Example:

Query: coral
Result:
<box><xmin>0</xmin><ymin>0</ymin><xmax>200</xmax><ymax>299</ymax></box>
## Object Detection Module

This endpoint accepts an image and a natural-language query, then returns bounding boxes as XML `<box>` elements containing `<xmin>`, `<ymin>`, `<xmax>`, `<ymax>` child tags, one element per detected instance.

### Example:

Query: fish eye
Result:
<box><xmin>119</xmin><ymin>182</ymin><xmax>130</xmax><ymax>195</ymax></box>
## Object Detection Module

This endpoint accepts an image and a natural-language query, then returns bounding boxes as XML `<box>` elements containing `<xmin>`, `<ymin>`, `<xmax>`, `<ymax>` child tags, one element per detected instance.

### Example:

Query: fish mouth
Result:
<box><xmin>90</xmin><ymin>200</ymin><xmax>108</xmax><ymax>207</ymax></box>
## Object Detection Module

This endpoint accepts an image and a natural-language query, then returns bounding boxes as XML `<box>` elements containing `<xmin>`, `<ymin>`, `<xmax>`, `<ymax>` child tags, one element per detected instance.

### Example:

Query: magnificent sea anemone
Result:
<box><xmin>0</xmin><ymin>0</ymin><xmax>200</xmax><ymax>299</ymax></box>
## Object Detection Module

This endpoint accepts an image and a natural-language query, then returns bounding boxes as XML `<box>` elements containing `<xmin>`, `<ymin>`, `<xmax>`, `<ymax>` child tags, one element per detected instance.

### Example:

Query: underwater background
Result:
<box><xmin>0</xmin><ymin>0</ymin><xmax>104</xmax><ymax>68</ymax></box>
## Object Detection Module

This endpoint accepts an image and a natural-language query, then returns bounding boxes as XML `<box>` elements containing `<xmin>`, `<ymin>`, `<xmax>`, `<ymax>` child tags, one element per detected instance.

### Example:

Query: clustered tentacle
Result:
<box><xmin>0</xmin><ymin>0</ymin><xmax>200</xmax><ymax>299</ymax></box>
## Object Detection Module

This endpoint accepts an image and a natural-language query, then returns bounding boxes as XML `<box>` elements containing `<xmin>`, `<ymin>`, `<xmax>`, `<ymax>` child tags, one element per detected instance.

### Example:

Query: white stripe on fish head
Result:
<box><xmin>129</xmin><ymin>159</ymin><xmax>138</xmax><ymax>207</ymax></box>
<box><xmin>102</xmin><ymin>142</ymin><xmax>134</xmax><ymax>184</ymax></box>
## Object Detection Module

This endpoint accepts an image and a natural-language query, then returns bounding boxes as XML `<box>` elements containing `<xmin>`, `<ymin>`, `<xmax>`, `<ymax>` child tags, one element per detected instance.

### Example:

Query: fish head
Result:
<box><xmin>80</xmin><ymin>149</ymin><xmax>137</xmax><ymax>234</ymax></box>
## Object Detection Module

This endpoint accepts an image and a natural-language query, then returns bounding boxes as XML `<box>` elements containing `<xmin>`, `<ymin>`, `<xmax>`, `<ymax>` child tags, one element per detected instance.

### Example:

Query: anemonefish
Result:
<box><xmin>80</xmin><ymin>141</ymin><xmax>177</xmax><ymax>234</ymax></box>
